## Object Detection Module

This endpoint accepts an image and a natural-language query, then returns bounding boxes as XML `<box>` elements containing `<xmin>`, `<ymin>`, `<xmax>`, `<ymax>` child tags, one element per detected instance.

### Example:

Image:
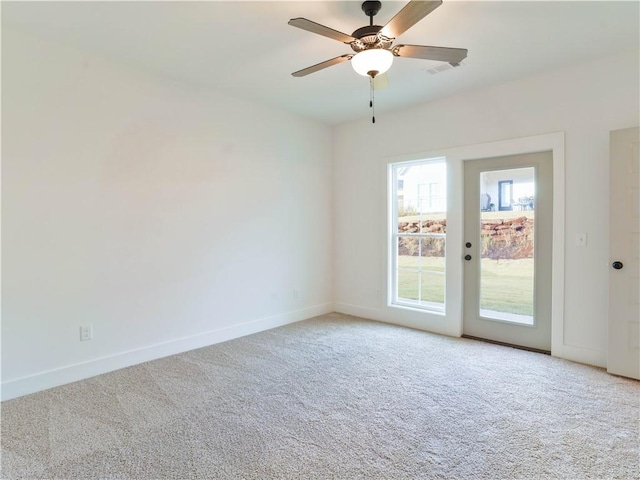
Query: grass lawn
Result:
<box><xmin>397</xmin><ymin>256</ymin><xmax>534</xmax><ymax>315</ymax></box>
<box><xmin>478</xmin><ymin>258</ymin><xmax>534</xmax><ymax>316</ymax></box>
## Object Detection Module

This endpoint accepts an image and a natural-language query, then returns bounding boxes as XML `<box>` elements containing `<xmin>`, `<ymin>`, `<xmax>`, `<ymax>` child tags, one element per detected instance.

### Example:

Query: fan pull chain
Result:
<box><xmin>370</xmin><ymin>76</ymin><xmax>376</xmax><ymax>124</ymax></box>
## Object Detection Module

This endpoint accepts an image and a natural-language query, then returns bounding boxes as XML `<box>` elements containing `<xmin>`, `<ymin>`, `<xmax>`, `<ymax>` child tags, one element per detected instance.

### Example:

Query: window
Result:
<box><xmin>498</xmin><ymin>180</ymin><xmax>513</xmax><ymax>211</ymax></box>
<box><xmin>390</xmin><ymin>158</ymin><xmax>446</xmax><ymax>312</ymax></box>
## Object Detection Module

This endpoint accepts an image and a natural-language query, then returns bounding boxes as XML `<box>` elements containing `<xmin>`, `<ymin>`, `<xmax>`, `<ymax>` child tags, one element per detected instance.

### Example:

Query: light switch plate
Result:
<box><xmin>576</xmin><ymin>233</ymin><xmax>587</xmax><ymax>247</ymax></box>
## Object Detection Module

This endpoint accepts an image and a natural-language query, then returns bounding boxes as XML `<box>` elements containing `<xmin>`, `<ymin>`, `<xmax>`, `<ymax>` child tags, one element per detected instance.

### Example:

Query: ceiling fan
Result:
<box><xmin>288</xmin><ymin>0</ymin><xmax>468</xmax><ymax>80</ymax></box>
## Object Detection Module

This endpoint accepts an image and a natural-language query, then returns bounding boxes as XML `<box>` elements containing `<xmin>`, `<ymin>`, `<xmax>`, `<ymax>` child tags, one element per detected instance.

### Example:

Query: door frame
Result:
<box><xmin>453</xmin><ymin>133</ymin><xmax>565</xmax><ymax>358</ymax></box>
<box><xmin>380</xmin><ymin>132</ymin><xmax>564</xmax><ymax>354</ymax></box>
<box><xmin>382</xmin><ymin>132</ymin><xmax>566</xmax><ymax>357</ymax></box>
<box><xmin>463</xmin><ymin>153</ymin><xmax>553</xmax><ymax>352</ymax></box>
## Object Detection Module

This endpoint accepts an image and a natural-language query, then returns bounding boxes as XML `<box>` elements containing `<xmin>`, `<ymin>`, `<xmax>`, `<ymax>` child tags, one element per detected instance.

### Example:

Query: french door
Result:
<box><xmin>463</xmin><ymin>152</ymin><xmax>553</xmax><ymax>352</ymax></box>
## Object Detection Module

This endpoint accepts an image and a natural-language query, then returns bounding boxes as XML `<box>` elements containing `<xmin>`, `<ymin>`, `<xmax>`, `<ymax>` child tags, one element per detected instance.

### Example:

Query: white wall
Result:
<box><xmin>1</xmin><ymin>29</ymin><xmax>333</xmax><ymax>399</ymax></box>
<box><xmin>3</xmin><ymin>27</ymin><xmax>637</xmax><ymax>401</ymax></box>
<box><xmin>333</xmin><ymin>50</ymin><xmax>640</xmax><ymax>367</ymax></box>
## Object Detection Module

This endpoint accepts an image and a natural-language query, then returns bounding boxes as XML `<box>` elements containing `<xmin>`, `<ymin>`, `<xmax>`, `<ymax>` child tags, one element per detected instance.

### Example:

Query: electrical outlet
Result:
<box><xmin>293</xmin><ymin>289</ymin><xmax>300</xmax><ymax>299</ymax></box>
<box><xmin>80</xmin><ymin>325</ymin><xmax>93</xmax><ymax>341</ymax></box>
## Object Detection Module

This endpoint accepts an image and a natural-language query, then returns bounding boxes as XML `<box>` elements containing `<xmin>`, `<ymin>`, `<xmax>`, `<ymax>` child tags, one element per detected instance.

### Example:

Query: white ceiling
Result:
<box><xmin>3</xmin><ymin>1</ymin><xmax>639</xmax><ymax>125</ymax></box>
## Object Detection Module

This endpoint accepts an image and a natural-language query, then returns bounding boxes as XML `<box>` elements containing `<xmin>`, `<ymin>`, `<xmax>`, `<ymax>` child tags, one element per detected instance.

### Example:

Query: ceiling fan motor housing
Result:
<box><xmin>350</xmin><ymin>25</ymin><xmax>392</xmax><ymax>52</ymax></box>
<box><xmin>351</xmin><ymin>1</ymin><xmax>392</xmax><ymax>52</ymax></box>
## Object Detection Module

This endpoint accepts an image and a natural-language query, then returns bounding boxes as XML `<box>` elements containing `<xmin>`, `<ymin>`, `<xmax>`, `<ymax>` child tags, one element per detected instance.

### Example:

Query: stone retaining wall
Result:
<box><xmin>398</xmin><ymin>217</ymin><xmax>534</xmax><ymax>259</ymax></box>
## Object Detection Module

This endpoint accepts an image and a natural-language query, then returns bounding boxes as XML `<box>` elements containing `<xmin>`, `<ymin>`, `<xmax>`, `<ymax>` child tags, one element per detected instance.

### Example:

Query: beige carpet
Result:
<box><xmin>2</xmin><ymin>313</ymin><xmax>639</xmax><ymax>479</ymax></box>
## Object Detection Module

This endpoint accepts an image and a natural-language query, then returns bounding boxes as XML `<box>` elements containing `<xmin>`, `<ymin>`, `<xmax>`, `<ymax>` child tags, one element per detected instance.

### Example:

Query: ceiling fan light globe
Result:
<box><xmin>351</xmin><ymin>49</ymin><xmax>393</xmax><ymax>77</ymax></box>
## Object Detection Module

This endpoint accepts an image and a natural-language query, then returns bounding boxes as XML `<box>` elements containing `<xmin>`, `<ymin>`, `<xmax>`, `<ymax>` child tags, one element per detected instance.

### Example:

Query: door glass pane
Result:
<box><xmin>479</xmin><ymin>167</ymin><xmax>535</xmax><ymax>325</ymax></box>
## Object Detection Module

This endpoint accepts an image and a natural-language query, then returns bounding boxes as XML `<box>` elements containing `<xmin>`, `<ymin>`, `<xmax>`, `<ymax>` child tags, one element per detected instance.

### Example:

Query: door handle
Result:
<box><xmin>464</xmin><ymin>254</ymin><xmax>472</xmax><ymax>261</ymax></box>
<box><xmin>612</xmin><ymin>261</ymin><xmax>624</xmax><ymax>270</ymax></box>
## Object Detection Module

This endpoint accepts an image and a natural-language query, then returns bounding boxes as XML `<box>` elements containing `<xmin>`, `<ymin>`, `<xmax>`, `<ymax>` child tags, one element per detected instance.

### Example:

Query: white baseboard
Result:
<box><xmin>553</xmin><ymin>343</ymin><xmax>607</xmax><ymax>369</ymax></box>
<box><xmin>333</xmin><ymin>302</ymin><xmax>381</xmax><ymax>322</ymax></box>
<box><xmin>1</xmin><ymin>303</ymin><xmax>333</xmax><ymax>401</ymax></box>
<box><xmin>334</xmin><ymin>302</ymin><xmax>458</xmax><ymax>337</ymax></box>
<box><xmin>336</xmin><ymin>302</ymin><xmax>607</xmax><ymax>369</ymax></box>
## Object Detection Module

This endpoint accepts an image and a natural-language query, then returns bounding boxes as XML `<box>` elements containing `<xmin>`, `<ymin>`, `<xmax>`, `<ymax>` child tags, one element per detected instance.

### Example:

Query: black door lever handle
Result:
<box><xmin>612</xmin><ymin>261</ymin><xmax>623</xmax><ymax>270</ymax></box>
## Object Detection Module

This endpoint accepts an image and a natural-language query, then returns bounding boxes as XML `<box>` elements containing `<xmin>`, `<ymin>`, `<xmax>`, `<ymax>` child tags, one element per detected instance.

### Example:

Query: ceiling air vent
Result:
<box><xmin>423</xmin><ymin>61</ymin><xmax>466</xmax><ymax>76</ymax></box>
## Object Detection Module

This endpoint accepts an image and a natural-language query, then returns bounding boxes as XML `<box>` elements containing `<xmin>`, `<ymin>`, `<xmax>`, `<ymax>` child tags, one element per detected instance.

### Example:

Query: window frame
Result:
<box><xmin>389</xmin><ymin>157</ymin><xmax>447</xmax><ymax>313</ymax></box>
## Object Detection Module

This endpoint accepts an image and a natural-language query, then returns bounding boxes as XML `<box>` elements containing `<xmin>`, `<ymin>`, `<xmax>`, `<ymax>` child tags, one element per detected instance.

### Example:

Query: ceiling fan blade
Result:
<box><xmin>380</xmin><ymin>1</ymin><xmax>442</xmax><ymax>40</ymax></box>
<box><xmin>291</xmin><ymin>54</ymin><xmax>354</xmax><ymax>77</ymax></box>
<box><xmin>393</xmin><ymin>44</ymin><xmax>468</xmax><ymax>65</ymax></box>
<box><xmin>288</xmin><ymin>18</ymin><xmax>356</xmax><ymax>44</ymax></box>
<box><xmin>373</xmin><ymin>72</ymin><xmax>389</xmax><ymax>90</ymax></box>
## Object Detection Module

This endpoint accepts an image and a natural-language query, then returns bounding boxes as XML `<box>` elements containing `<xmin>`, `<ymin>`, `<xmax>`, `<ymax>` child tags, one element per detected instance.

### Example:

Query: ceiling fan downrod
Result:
<box><xmin>362</xmin><ymin>1</ymin><xmax>382</xmax><ymax>26</ymax></box>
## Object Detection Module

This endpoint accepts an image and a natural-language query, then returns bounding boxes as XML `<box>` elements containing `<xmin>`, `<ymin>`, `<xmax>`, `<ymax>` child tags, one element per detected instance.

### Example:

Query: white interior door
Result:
<box><xmin>608</xmin><ymin>126</ymin><xmax>640</xmax><ymax>379</ymax></box>
<box><xmin>463</xmin><ymin>152</ymin><xmax>553</xmax><ymax>352</ymax></box>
